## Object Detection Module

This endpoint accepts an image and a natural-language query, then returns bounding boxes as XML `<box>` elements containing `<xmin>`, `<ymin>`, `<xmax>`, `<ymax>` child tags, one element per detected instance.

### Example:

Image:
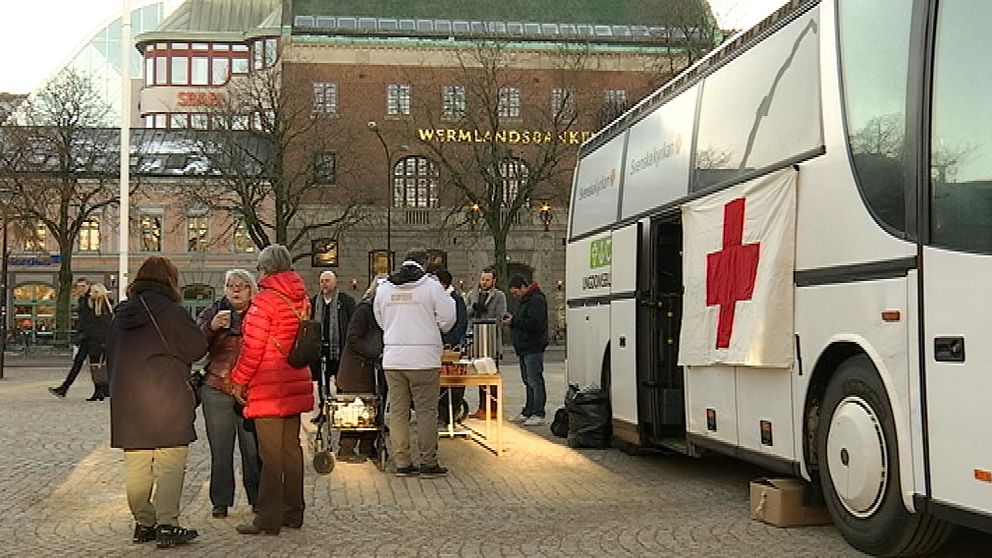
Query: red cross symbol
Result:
<box><xmin>706</xmin><ymin>197</ymin><xmax>760</xmax><ymax>349</ymax></box>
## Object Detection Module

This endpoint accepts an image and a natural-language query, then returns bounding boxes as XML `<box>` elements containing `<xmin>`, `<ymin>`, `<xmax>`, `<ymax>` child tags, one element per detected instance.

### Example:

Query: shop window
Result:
<box><xmin>181</xmin><ymin>284</ymin><xmax>215</xmax><ymax>319</ymax></box>
<box><xmin>12</xmin><ymin>283</ymin><xmax>56</xmax><ymax>345</ymax></box>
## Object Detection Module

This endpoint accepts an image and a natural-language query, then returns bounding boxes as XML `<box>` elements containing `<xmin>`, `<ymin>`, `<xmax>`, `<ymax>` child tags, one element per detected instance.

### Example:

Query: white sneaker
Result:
<box><xmin>509</xmin><ymin>413</ymin><xmax>528</xmax><ymax>423</ymax></box>
<box><xmin>523</xmin><ymin>415</ymin><xmax>546</xmax><ymax>427</ymax></box>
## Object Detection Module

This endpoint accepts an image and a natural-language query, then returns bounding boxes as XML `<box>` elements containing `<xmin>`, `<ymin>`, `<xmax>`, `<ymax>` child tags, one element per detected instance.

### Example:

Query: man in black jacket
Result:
<box><xmin>48</xmin><ymin>277</ymin><xmax>92</xmax><ymax>398</ymax></box>
<box><xmin>310</xmin><ymin>270</ymin><xmax>356</xmax><ymax>423</ymax></box>
<box><xmin>504</xmin><ymin>275</ymin><xmax>549</xmax><ymax>427</ymax></box>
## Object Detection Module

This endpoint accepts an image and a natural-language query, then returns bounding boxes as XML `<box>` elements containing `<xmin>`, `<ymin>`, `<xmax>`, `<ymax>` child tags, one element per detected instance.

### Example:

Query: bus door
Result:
<box><xmin>637</xmin><ymin>216</ymin><xmax>685</xmax><ymax>447</ymax></box>
<box><xmin>610</xmin><ymin>223</ymin><xmax>640</xmax><ymax>444</ymax></box>
<box><xmin>923</xmin><ymin>0</ymin><xmax>992</xmax><ymax>517</ymax></box>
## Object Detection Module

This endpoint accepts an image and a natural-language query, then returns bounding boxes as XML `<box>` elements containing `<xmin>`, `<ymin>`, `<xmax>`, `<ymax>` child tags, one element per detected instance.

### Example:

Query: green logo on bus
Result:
<box><xmin>590</xmin><ymin>238</ymin><xmax>612</xmax><ymax>269</ymax></box>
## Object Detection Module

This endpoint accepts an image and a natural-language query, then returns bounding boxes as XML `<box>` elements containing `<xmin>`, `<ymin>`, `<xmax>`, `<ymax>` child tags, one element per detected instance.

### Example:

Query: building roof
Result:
<box><xmin>136</xmin><ymin>0</ymin><xmax>281</xmax><ymax>44</ymax></box>
<box><xmin>292</xmin><ymin>0</ymin><xmax>712</xmax><ymax>27</ymax></box>
<box><xmin>0</xmin><ymin>127</ymin><xmax>272</xmax><ymax>179</ymax></box>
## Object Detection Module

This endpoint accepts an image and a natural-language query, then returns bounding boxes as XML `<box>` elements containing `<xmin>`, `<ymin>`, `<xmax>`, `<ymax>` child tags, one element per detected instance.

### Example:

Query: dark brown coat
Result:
<box><xmin>196</xmin><ymin>298</ymin><xmax>248</xmax><ymax>396</ymax></box>
<box><xmin>336</xmin><ymin>301</ymin><xmax>382</xmax><ymax>394</ymax></box>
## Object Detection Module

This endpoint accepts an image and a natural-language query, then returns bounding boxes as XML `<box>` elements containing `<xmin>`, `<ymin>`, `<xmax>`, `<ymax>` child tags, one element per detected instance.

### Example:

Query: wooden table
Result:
<box><xmin>439</xmin><ymin>373</ymin><xmax>503</xmax><ymax>456</ymax></box>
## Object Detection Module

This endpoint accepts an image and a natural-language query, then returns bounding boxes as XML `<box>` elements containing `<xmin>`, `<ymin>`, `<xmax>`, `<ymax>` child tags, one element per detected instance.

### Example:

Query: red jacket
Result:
<box><xmin>231</xmin><ymin>271</ymin><xmax>314</xmax><ymax>419</ymax></box>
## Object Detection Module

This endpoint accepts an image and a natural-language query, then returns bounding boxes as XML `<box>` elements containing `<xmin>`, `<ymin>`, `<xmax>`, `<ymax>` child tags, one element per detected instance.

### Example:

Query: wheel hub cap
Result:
<box><xmin>826</xmin><ymin>396</ymin><xmax>887</xmax><ymax>517</ymax></box>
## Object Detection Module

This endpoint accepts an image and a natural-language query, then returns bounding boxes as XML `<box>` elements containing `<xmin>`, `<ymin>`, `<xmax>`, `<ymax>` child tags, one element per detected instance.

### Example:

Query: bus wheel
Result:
<box><xmin>817</xmin><ymin>355</ymin><xmax>950</xmax><ymax>556</ymax></box>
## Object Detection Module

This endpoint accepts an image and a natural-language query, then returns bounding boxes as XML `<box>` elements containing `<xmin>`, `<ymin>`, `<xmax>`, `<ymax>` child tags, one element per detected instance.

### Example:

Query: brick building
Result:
<box><xmin>4</xmin><ymin>0</ymin><xmax>715</xmax><ymax>342</ymax></box>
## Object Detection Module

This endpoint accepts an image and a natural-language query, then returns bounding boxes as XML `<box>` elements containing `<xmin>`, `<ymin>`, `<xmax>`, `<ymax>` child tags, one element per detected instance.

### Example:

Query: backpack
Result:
<box><xmin>268</xmin><ymin>290</ymin><xmax>321</xmax><ymax>368</ymax></box>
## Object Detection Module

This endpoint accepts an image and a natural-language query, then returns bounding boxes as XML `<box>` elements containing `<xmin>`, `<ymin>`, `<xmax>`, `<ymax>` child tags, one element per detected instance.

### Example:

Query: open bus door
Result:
<box><xmin>637</xmin><ymin>216</ymin><xmax>686</xmax><ymax>449</ymax></box>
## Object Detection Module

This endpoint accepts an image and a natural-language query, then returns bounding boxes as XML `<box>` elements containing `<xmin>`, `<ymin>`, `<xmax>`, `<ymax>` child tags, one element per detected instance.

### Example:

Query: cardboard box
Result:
<box><xmin>750</xmin><ymin>478</ymin><xmax>832</xmax><ymax>527</ymax></box>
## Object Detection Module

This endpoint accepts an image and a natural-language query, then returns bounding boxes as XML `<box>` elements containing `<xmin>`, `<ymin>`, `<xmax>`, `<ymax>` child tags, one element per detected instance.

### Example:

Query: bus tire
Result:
<box><xmin>817</xmin><ymin>355</ymin><xmax>950</xmax><ymax>556</ymax></box>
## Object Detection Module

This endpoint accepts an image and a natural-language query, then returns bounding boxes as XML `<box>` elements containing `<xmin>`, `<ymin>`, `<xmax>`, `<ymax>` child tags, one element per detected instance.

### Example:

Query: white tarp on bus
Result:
<box><xmin>678</xmin><ymin>168</ymin><xmax>797</xmax><ymax>367</ymax></box>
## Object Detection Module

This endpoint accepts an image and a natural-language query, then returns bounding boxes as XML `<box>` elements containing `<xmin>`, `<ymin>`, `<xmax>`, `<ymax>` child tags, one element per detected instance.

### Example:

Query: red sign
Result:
<box><xmin>705</xmin><ymin>198</ymin><xmax>760</xmax><ymax>349</ymax></box>
<box><xmin>176</xmin><ymin>91</ymin><xmax>223</xmax><ymax>107</ymax></box>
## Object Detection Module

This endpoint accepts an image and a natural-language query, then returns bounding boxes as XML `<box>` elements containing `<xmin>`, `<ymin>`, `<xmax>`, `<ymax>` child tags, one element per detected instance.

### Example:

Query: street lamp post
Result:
<box><xmin>0</xmin><ymin>213</ymin><xmax>8</xmax><ymax>380</ymax></box>
<box><xmin>367</xmin><ymin>121</ymin><xmax>392</xmax><ymax>263</ymax></box>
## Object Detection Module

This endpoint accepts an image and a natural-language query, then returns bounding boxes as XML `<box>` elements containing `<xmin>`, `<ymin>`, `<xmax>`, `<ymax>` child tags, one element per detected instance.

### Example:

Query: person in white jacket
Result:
<box><xmin>374</xmin><ymin>248</ymin><xmax>456</xmax><ymax>478</ymax></box>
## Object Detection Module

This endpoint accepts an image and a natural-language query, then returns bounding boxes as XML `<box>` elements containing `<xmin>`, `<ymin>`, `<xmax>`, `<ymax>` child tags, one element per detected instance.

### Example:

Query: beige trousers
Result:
<box><xmin>385</xmin><ymin>368</ymin><xmax>441</xmax><ymax>468</ymax></box>
<box><xmin>123</xmin><ymin>446</ymin><xmax>189</xmax><ymax>527</ymax></box>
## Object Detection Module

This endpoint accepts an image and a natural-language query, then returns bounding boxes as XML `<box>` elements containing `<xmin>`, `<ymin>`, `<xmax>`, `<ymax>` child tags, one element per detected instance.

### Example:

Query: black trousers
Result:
<box><xmin>58</xmin><ymin>340</ymin><xmax>91</xmax><ymax>392</ymax></box>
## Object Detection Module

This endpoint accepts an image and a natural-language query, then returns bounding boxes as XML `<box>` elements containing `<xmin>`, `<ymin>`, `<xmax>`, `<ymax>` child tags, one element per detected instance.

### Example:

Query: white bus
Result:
<box><xmin>565</xmin><ymin>0</ymin><xmax>992</xmax><ymax>554</ymax></box>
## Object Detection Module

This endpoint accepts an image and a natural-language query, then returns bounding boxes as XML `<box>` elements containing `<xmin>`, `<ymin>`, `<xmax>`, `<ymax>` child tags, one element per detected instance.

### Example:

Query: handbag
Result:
<box><xmin>267</xmin><ymin>290</ymin><xmax>321</xmax><ymax>368</ymax></box>
<box><xmin>89</xmin><ymin>358</ymin><xmax>108</xmax><ymax>385</ymax></box>
<box><xmin>139</xmin><ymin>295</ymin><xmax>202</xmax><ymax>408</ymax></box>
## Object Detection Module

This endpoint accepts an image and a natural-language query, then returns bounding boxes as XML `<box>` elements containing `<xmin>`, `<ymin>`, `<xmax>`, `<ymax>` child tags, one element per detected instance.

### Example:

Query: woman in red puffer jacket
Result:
<box><xmin>230</xmin><ymin>245</ymin><xmax>313</xmax><ymax>536</ymax></box>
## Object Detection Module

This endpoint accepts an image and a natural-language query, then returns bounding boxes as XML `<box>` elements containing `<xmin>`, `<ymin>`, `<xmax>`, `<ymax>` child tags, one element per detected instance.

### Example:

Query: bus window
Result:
<box><xmin>930</xmin><ymin>0</ymin><xmax>992</xmax><ymax>253</ymax></box>
<box><xmin>838</xmin><ymin>0</ymin><xmax>912</xmax><ymax>234</ymax></box>
<box><xmin>693</xmin><ymin>9</ymin><xmax>820</xmax><ymax>191</ymax></box>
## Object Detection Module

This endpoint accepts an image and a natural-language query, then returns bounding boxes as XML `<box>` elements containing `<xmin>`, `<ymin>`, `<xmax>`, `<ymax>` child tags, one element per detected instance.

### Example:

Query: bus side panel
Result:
<box><xmin>795</xmin><ymin>278</ymin><xmax>915</xmax><ymax>508</ymax></box>
<box><xmin>565</xmin><ymin>235</ymin><xmax>613</xmax><ymax>388</ymax></box>
<box><xmin>736</xmin><ymin>368</ymin><xmax>796</xmax><ymax>460</ymax></box>
<box><xmin>610</xmin><ymin>299</ymin><xmax>638</xmax><ymax>427</ymax></box>
<box><xmin>685</xmin><ymin>365</ymin><xmax>739</xmax><ymax>447</ymax></box>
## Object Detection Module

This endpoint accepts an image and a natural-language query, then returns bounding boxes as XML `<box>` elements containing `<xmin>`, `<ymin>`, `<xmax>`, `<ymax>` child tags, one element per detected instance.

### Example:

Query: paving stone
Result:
<box><xmin>0</xmin><ymin>362</ymin><xmax>988</xmax><ymax>556</ymax></box>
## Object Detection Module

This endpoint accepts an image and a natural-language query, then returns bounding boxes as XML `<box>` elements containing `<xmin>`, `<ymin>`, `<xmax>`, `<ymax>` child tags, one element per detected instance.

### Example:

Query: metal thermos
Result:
<box><xmin>471</xmin><ymin>319</ymin><xmax>498</xmax><ymax>359</ymax></box>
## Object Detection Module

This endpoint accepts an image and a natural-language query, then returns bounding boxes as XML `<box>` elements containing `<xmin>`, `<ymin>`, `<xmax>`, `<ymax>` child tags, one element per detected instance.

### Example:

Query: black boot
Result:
<box><xmin>155</xmin><ymin>525</ymin><xmax>198</xmax><ymax>548</ymax></box>
<box><xmin>86</xmin><ymin>391</ymin><xmax>101</xmax><ymax>401</ymax></box>
<box><xmin>48</xmin><ymin>386</ymin><xmax>66</xmax><ymax>399</ymax></box>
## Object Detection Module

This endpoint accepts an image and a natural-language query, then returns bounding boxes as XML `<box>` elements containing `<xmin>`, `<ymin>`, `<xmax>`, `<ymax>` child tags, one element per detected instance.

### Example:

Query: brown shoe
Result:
<box><xmin>469</xmin><ymin>407</ymin><xmax>497</xmax><ymax>420</ymax></box>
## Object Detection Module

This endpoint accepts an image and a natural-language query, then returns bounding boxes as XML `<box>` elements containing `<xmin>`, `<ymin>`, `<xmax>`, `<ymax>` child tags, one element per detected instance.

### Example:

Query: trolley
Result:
<box><xmin>311</xmin><ymin>363</ymin><xmax>388</xmax><ymax>473</ymax></box>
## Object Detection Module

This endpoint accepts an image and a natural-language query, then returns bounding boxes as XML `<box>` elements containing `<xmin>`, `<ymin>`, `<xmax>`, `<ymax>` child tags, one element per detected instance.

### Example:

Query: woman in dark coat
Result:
<box><xmin>106</xmin><ymin>256</ymin><xmax>208</xmax><ymax>548</ymax></box>
<box><xmin>82</xmin><ymin>283</ymin><xmax>113</xmax><ymax>401</ymax></box>
<box><xmin>336</xmin><ymin>277</ymin><xmax>384</xmax><ymax>461</ymax></box>
<box><xmin>196</xmin><ymin>268</ymin><xmax>261</xmax><ymax>519</ymax></box>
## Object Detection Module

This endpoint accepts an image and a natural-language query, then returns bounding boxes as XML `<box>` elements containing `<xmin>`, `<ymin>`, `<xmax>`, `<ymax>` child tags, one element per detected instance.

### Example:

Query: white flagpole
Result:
<box><xmin>118</xmin><ymin>0</ymin><xmax>131</xmax><ymax>300</ymax></box>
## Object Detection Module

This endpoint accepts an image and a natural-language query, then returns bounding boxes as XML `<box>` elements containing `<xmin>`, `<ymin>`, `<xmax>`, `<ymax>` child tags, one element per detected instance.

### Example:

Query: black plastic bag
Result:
<box><xmin>550</xmin><ymin>407</ymin><xmax>569</xmax><ymax>438</ymax></box>
<box><xmin>565</xmin><ymin>384</ymin><xmax>611</xmax><ymax>448</ymax></box>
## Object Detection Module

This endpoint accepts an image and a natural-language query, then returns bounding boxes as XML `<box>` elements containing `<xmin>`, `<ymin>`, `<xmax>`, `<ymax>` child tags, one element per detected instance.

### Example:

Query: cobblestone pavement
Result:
<box><xmin>2</xmin><ymin>360</ymin><xmax>989</xmax><ymax>557</ymax></box>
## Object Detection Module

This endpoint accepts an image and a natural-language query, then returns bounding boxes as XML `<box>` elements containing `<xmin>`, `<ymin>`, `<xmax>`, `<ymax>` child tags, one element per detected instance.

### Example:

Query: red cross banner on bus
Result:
<box><xmin>678</xmin><ymin>168</ymin><xmax>797</xmax><ymax>367</ymax></box>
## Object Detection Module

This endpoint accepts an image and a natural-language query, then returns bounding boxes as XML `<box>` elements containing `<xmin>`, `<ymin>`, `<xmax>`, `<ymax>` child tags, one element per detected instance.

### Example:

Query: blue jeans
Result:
<box><xmin>201</xmin><ymin>385</ymin><xmax>261</xmax><ymax>508</ymax></box>
<box><xmin>519</xmin><ymin>352</ymin><xmax>546</xmax><ymax>417</ymax></box>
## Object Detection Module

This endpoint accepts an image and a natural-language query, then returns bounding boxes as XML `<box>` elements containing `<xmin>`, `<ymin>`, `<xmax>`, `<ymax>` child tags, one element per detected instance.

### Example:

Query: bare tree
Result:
<box><xmin>649</xmin><ymin>0</ymin><xmax>723</xmax><ymax>87</ymax></box>
<box><xmin>399</xmin><ymin>41</ymin><xmax>590</xmax><ymax>287</ymax></box>
<box><xmin>0</xmin><ymin>70</ymin><xmax>123</xmax><ymax>342</ymax></box>
<box><xmin>188</xmin><ymin>63</ymin><xmax>367</xmax><ymax>261</ymax></box>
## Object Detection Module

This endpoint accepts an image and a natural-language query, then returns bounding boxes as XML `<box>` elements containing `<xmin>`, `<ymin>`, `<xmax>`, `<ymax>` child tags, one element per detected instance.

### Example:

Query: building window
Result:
<box><xmin>170</xmin><ymin>113</ymin><xmax>189</xmax><ymax>129</ymax></box>
<box><xmin>211</xmin><ymin>57</ymin><xmax>229</xmax><ymax>85</ymax></box>
<box><xmin>499</xmin><ymin>158</ymin><xmax>530</xmax><ymax>207</ymax></box>
<box><xmin>140</xmin><ymin>213</ymin><xmax>162</xmax><ymax>252</ymax></box>
<box><xmin>190</xmin><ymin>113</ymin><xmax>208</xmax><ymax>129</ymax></box>
<box><xmin>314</xmin><ymin>152</ymin><xmax>336</xmax><ymax>184</ymax></box>
<box><xmin>252</xmin><ymin>39</ymin><xmax>264</xmax><ymax>70</ymax></box>
<box><xmin>313</xmin><ymin>82</ymin><xmax>337</xmax><ymax>116</ymax></box>
<box><xmin>191</xmin><ymin>56</ymin><xmax>209</xmax><ymax>85</ymax></box>
<box><xmin>231</xmin><ymin>44</ymin><xmax>250</xmax><ymax>74</ymax></box>
<box><xmin>498</xmin><ymin>86</ymin><xmax>521</xmax><ymax>118</ymax></box>
<box><xmin>24</xmin><ymin>220</ymin><xmax>46</xmax><ymax>251</ymax></box>
<box><xmin>602</xmin><ymin>89</ymin><xmax>628</xmax><ymax>126</ymax></box>
<box><xmin>171</xmin><ymin>56</ymin><xmax>189</xmax><ymax>85</ymax></box>
<box><xmin>78</xmin><ymin>216</ymin><xmax>100</xmax><ymax>252</ymax></box>
<box><xmin>551</xmin><ymin>88</ymin><xmax>575</xmax><ymax>120</ymax></box>
<box><xmin>233</xmin><ymin>219</ymin><xmax>255</xmax><ymax>253</ymax></box>
<box><xmin>264</xmin><ymin>37</ymin><xmax>278</xmax><ymax>68</ymax></box>
<box><xmin>442</xmin><ymin>85</ymin><xmax>466</xmax><ymax>119</ymax></box>
<box><xmin>387</xmin><ymin>84</ymin><xmax>411</xmax><ymax>116</ymax></box>
<box><xmin>187</xmin><ymin>215</ymin><xmax>209</xmax><ymax>252</ymax></box>
<box><xmin>393</xmin><ymin>156</ymin><xmax>439</xmax><ymax>208</ymax></box>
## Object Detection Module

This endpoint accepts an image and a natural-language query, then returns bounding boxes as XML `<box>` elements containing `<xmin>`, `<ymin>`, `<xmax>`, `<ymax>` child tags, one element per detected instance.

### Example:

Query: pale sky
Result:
<box><xmin>0</xmin><ymin>0</ymin><xmax>785</xmax><ymax>95</ymax></box>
